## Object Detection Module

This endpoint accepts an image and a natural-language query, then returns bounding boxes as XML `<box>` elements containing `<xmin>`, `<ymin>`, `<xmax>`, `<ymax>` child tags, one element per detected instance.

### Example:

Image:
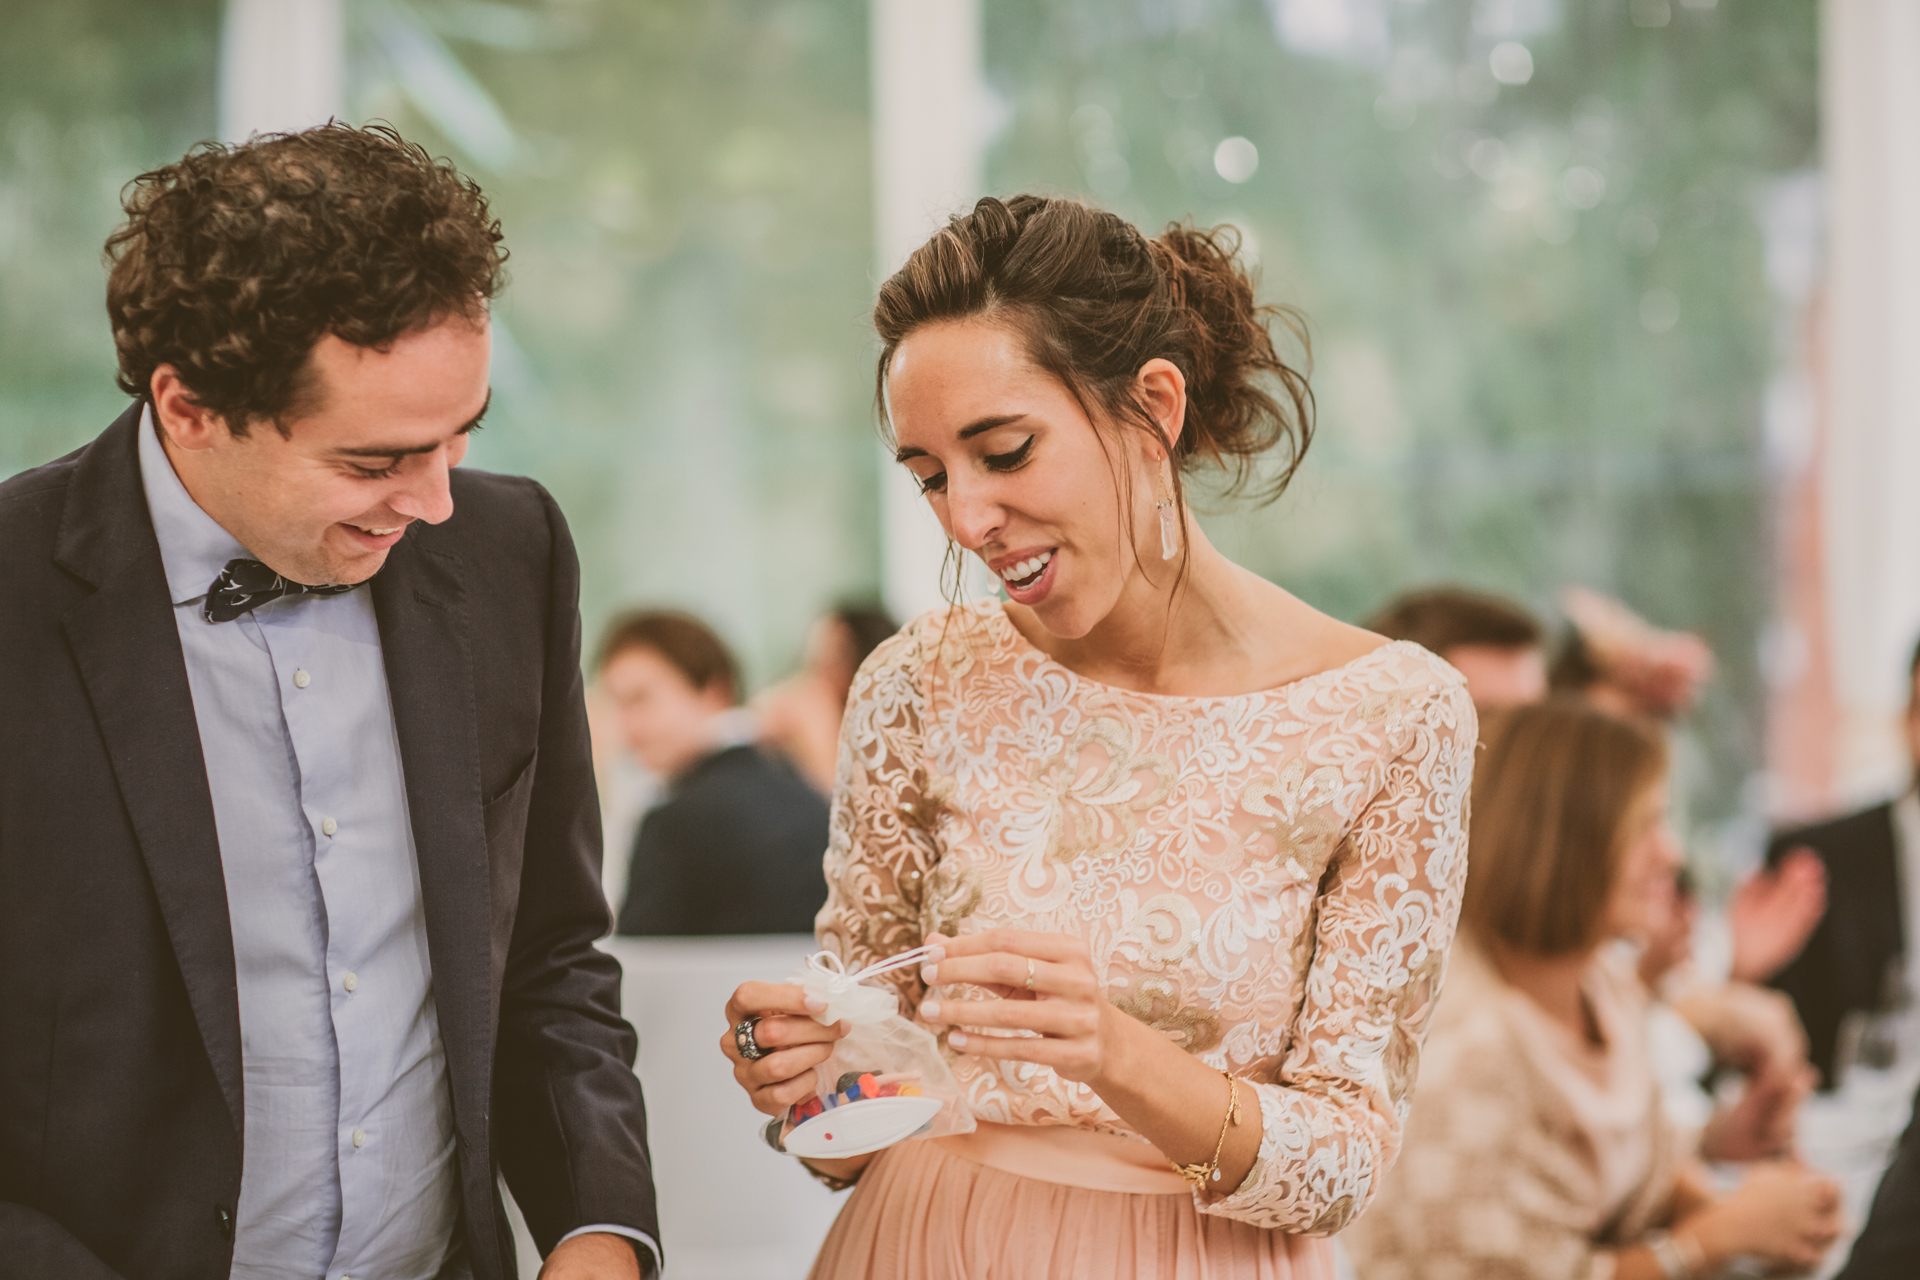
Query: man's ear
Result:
<box><xmin>150</xmin><ymin>365</ymin><xmax>231</xmax><ymax>450</ymax></box>
<box><xmin>1134</xmin><ymin>358</ymin><xmax>1188</xmax><ymax>455</ymax></box>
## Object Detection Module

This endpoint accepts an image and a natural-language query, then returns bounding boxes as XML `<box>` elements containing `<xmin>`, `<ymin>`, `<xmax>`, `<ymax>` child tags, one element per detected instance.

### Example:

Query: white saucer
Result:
<box><xmin>782</xmin><ymin>1096</ymin><xmax>943</xmax><ymax>1159</ymax></box>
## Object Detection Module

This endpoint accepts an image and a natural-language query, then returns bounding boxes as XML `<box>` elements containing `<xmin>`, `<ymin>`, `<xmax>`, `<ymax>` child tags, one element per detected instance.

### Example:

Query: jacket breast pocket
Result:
<box><xmin>483</xmin><ymin>752</ymin><xmax>537</xmax><ymax>949</ymax></box>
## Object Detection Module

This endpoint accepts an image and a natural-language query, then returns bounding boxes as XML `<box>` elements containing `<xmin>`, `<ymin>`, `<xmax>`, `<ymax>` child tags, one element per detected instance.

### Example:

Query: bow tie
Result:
<box><xmin>203</xmin><ymin>559</ymin><xmax>356</xmax><ymax>623</ymax></box>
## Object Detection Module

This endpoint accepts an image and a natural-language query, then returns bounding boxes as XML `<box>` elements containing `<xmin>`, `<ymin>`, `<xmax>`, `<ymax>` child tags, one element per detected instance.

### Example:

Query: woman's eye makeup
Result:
<box><xmin>984</xmin><ymin>435</ymin><xmax>1035</xmax><ymax>471</ymax></box>
<box><xmin>905</xmin><ymin>435</ymin><xmax>1033</xmax><ymax>495</ymax></box>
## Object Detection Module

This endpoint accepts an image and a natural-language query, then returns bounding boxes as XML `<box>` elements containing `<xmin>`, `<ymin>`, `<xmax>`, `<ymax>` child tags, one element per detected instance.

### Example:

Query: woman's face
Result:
<box><xmin>886</xmin><ymin>318</ymin><xmax>1170</xmax><ymax>640</ymax></box>
<box><xmin>1599</xmin><ymin>780</ymin><xmax>1683</xmax><ymax>942</ymax></box>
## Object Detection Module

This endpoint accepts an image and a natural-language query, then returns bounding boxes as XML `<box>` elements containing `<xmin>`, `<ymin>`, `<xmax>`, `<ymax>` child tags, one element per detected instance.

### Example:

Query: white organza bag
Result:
<box><xmin>771</xmin><ymin>948</ymin><xmax>975</xmax><ymax>1160</ymax></box>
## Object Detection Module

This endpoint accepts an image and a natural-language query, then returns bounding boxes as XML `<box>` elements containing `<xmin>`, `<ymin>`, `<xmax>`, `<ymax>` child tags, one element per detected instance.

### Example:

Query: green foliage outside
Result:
<box><xmin>0</xmin><ymin>0</ymin><xmax>1820</xmax><ymax>851</ymax></box>
<box><xmin>0</xmin><ymin>0</ymin><xmax>221</xmax><ymax>474</ymax></box>
<box><xmin>984</xmin><ymin>0</ymin><xmax>1817</xmax><ymax>845</ymax></box>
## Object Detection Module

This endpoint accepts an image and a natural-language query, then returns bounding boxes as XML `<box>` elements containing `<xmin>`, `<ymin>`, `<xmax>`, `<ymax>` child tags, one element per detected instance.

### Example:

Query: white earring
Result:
<box><xmin>1155</xmin><ymin>459</ymin><xmax>1180</xmax><ymax>561</ymax></box>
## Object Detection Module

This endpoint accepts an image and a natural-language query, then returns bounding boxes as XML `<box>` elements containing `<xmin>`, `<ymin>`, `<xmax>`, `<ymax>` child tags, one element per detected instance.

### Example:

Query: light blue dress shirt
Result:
<box><xmin>139</xmin><ymin>410</ymin><xmax>462</xmax><ymax>1280</ymax></box>
<box><xmin>139</xmin><ymin>410</ymin><xmax>661</xmax><ymax>1278</ymax></box>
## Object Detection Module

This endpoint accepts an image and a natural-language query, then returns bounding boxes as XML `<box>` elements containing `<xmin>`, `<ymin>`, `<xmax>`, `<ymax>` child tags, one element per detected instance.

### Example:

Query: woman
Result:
<box><xmin>1345</xmin><ymin>702</ymin><xmax>1843</xmax><ymax>1279</ymax></box>
<box><xmin>721</xmin><ymin>195</ymin><xmax>1477</xmax><ymax>1277</ymax></box>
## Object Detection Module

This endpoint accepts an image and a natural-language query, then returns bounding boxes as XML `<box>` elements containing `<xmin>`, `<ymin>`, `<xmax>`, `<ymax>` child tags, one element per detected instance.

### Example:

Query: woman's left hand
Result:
<box><xmin>914</xmin><ymin>929</ymin><xmax>1131</xmax><ymax>1087</ymax></box>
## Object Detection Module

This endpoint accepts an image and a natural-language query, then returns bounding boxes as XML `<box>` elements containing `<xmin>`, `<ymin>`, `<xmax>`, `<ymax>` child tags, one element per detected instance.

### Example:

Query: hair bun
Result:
<box><xmin>1149</xmin><ymin>224</ymin><xmax>1311</xmax><ymax>498</ymax></box>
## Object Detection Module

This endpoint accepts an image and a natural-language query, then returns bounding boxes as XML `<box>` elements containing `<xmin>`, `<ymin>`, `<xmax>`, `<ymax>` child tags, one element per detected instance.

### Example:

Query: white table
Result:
<box><xmin>506</xmin><ymin>935</ymin><xmax>843</xmax><ymax>1279</ymax></box>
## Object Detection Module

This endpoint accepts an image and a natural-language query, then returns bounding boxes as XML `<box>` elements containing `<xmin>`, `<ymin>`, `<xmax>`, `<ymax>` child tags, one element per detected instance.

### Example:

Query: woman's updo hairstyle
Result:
<box><xmin>873</xmin><ymin>194</ymin><xmax>1313</xmax><ymax>515</ymax></box>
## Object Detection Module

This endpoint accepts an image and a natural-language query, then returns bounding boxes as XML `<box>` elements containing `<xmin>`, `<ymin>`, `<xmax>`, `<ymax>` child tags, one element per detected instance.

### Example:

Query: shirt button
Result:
<box><xmin>343</xmin><ymin>972</ymin><xmax>358</xmax><ymax>993</ymax></box>
<box><xmin>352</xmin><ymin>1128</ymin><xmax>366</xmax><ymax>1148</ymax></box>
<box><xmin>293</xmin><ymin>669</ymin><xmax>311</xmax><ymax>688</ymax></box>
<box><xmin>321</xmin><ymin>817</ymin><xmax>338</xmax><ymax>836</ymax></box>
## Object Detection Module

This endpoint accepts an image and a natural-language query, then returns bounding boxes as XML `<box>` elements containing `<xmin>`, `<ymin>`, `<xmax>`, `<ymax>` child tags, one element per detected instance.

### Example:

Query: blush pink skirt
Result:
<box><xmin>807</xmin><ymin>1123</ymin><xmax>1337</xmax><ymax>1280</ymax></box>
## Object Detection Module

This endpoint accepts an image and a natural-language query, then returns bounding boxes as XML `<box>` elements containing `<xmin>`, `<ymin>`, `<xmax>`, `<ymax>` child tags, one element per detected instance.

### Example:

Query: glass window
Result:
<box><xmin>983</xmin><ymin>0</ymin><xmax>1817</xmax><ymax>838</ymax></box>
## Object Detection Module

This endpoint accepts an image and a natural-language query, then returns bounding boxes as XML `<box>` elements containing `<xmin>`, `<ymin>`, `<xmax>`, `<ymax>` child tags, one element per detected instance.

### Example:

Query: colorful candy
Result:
<box><xmin>787</xmin><ymin>1067</ymin><xmax>928</xmax><ymax>1133</ymax></box>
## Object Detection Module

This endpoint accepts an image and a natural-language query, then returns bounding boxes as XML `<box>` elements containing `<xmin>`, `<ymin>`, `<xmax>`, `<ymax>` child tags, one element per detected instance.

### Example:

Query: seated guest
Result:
<box><xmin>754</xmin><ymin>602</ymin><xmax>897</xmax><ymax>793</ymax></box>
<box><xmin>600</xmin><ymin>610</ymin><xmax>830</xmax><ymax>936</ymax></box>
<box><xmin>1348</xmin><ymin>702</ymin><xmax>1842</xmax><ymax>1280</ymax></box>
<box><xmin>1750</xmin><ymin>638</ymin><xmax>1920</xmax><ymax>1087</ymax></box>
<box><xmin>1639</xmin><ymin>867</ymin><xmax>1813</xmax><ymax>1162</ymax></box>
<box><xmin>1365</xmin><ymin>584</ymin><xmax>1547</xmax><ymax>708</ymax></box>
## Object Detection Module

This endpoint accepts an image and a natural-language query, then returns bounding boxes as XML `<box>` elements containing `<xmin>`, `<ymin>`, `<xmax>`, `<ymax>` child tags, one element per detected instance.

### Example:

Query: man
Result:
<box><xmin>0</xmin><ymin>126</ymin><xmax>656</xmax><ymax>1279</ymax></box>
<box><xmin>599</xmin><ymin>611</ymin><xmax>829</xmax><ymax>936</ymax></box>
<box><xmin>1364</xmin><ymin>585</ymin><xmax>1548</xmax><ymax>709</ymax></box>
<box><xmin>1835</xmin><ymin>1076</ymin><xmax>1920</xmax><ymax>1279</ymax></box>
<box><xmin>1754</xmin><ymin>639</ymin><xmax>1920</xmax><ymax>1086</ymax></box>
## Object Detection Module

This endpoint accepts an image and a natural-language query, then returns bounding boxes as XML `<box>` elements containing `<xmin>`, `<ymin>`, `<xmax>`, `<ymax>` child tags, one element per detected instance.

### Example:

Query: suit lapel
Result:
<box><xmin>55</xmin><ymin>405</ymin><xmax>244</xmax><ymax>1136</ymax></box>
<box><xmin>371</xmin><ymin>537</ymin><xmax>495</xmax><ymax>1149</ymax></box>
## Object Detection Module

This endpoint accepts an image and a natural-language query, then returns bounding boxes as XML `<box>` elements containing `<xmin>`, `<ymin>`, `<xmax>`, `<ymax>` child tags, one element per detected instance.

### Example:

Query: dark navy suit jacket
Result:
<box><xmin>0</xmin><ymin>405</ymin><xmax>658</xmax><ymax>1279</ymax></box>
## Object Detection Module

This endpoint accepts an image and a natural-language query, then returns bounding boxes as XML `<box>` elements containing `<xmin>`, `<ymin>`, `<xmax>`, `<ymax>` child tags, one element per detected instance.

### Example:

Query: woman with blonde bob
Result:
<box><xmin>1347</xmin><ymin>701</ymin><xmax>1843</xmax><ymax>1280</ymax></box>
<box><xmin>717</xmin><ymin>193</ymin><xmax>1477</xmax><ymax>1278</ymax></box>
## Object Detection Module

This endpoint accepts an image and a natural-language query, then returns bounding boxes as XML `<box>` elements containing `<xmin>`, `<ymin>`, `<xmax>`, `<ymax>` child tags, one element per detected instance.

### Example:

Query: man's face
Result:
<box><xmin>1441</xmin><ymin>642</ymin><xmax>1548</xmax><ymax>710</ymax></box>
<box><xmin>600</xmin><ymin>646</ymin><xmax>732</xmax><ymax>779</ymax></box>
<box><xmin>154</xmin><ymin>317</ymin><xmax>492</xmax><ymax>586</ymax></box>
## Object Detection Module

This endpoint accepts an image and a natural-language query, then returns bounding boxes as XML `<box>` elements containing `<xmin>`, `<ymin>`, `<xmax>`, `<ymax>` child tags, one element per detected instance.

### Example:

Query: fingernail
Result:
<box><xmin>948</xmin><ymin>1031</ymin><xmax>968</xmax><ymax>1049</ymax></box>
<box><xmin>921</xmin><ymin>964</ymin><xmax>938</xmax><ymax>984</ymax></box>
<box><xmin>920</xmin><ymin>1000</ymin><xmax>941</xmax><ymax>1020</ymax></box>
<box><xmin>804</xmin><ymin>997</ymin><xmax>827</xmax><ymax>1013</ymax></box>
<box><xmin>925</xmin><ymin>944</ymin><xmax>947</xmax><ymax>962</ymax></box>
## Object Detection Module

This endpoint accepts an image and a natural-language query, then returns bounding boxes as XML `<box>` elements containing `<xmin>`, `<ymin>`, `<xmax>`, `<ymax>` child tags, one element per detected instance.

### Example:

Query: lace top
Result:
<box><xmin>816</xmin><ymin>602</ymin><xmax>1477</xmax><ymax>1232</ymax></box>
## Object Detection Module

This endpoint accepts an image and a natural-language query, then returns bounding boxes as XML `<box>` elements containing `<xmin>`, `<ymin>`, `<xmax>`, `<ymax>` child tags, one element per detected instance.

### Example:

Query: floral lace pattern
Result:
<box><xmin>817</xmin><ymin>602</ymin><xmax>1477</xmax><ymax>1232</ymax></box>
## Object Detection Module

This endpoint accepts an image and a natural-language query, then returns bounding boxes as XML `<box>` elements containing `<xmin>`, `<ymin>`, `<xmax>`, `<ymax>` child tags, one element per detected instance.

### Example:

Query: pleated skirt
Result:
<box><xmin>807</xmin><ymin>1133</ymin><xmax>1336</xmax><ymax>1280</ymax></box>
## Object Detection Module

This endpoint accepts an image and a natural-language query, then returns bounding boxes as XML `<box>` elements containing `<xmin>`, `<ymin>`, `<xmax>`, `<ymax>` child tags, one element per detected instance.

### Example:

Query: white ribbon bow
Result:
<box><xmin>795</xmin><ymin>946</ymin><xmax>936</xmax><ymax>1026</ymax></box>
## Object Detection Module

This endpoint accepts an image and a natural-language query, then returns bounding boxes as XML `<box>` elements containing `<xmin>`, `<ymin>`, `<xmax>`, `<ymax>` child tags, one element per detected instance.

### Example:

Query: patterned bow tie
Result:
<box><xmin>203</xmin><ymin>559</ymin><xmax>356</xmax><ymax>623</ymax></box>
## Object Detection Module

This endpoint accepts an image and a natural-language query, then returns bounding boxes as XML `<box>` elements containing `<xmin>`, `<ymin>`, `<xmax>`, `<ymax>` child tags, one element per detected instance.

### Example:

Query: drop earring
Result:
<box><xmin>1156</xmin><ymin>459</ymin><xmax>1180</xmax><ymax>561</ymax></box>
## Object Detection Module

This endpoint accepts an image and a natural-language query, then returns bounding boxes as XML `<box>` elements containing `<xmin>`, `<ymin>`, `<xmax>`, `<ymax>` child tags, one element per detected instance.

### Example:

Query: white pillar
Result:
<box><xmin>219</xmin><ymin>0</ymin><xmax>344</xmax><ymax>142</ymax></box>
<box><xmin>871</xmin><ymin>0</ymin><xmax>985</xmax><ymax>623</ymax></box>
<box><xmin>1820</xmin><ymin>0</ymin><xmax>1920</xmax><ymax>804</ymax></box>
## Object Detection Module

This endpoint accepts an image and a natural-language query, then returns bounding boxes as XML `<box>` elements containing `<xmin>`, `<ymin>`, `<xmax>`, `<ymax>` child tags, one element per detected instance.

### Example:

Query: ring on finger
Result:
<box><xmin>1024</xmin><ymin>957</ymin><xmax>1035</xmax><ymax>991</ymax></box>
<box><xmin>734</xmin><ymin>1015</ymin><xmax>767</xmax><ymax>1061</ymax></box>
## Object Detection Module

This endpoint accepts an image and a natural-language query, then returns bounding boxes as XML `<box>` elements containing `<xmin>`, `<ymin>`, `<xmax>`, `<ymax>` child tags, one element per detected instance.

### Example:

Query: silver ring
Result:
<box><xmin>734</xmin><ymin>1016</ymin><xmax>766</xmax><ymax>1061</ymax></box>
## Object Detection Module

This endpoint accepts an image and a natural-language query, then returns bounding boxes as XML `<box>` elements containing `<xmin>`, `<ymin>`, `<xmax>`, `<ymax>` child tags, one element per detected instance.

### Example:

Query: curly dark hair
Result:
<box><xmin>105</xmin><ymin>122</ymin><xmax>507</xmax><ymax>433</ymax></box>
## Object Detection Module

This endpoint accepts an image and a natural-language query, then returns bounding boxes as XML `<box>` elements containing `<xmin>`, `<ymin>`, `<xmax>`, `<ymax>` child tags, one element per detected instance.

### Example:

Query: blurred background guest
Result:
<box><xmin>1835</xmin><ymin>1076</ymin><xmax>1920</xmax><ymax>1279</ymax></box>
<box><xmin>1744</xmin><ymin>639</ymin><xmax>1920</xmax><ymax>1087</ymax></box>
<box><xmin>598</xmin><ymin>609</ymin><xmax>829</xmax><ymax>936</ymax></box>
<box><xmin>1550</xmin><ymin>586</ymin><xmax>1717</xmax><ymax>724</ymax></box>
<box><xmin>1364</xmin><ymin>585</ymin><xmax>1547</xmax><ymax>709</ymax></box>
<box><xmin>1348</xmin><ymin>702</ymin><xmax>1842</xmax><ymax>1280</ymax></box>
<box><xmin>1638</xmin><ymin>866</ymin><xmax>1813</xmax><ymax>1163</ymax></box>
<box><xmin>754</xmin><ymin>602</ymin><xmax>898</xmax><ymax>794</ymax></box>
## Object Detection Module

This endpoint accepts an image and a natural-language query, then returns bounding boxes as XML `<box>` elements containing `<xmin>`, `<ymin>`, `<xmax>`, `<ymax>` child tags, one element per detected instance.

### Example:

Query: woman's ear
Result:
<box><xmin>1135</xmin><ymin>358</ymin><xmax>1188</xmax><ymax>455</ymax></box>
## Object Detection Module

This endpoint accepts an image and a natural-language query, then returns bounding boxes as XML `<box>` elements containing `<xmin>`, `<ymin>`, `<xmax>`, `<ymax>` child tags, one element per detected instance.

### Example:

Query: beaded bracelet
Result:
<box><xmin>1169</xmin><ymin>1069</ymin><xmax>1241</xmax><ymax>1190</ymax></box>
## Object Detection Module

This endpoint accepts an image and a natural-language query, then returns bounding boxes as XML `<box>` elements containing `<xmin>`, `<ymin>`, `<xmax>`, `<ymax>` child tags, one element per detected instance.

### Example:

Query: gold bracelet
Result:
<box><xmin>1169</xmin><ymin>1070</ymin><xmax>1241</xmax><ymax>1190</ymax></box>
<box><xmin>798</xmin><ymin>1158</ymin><xmax>862</xmax><ymax>1192</ymax></box>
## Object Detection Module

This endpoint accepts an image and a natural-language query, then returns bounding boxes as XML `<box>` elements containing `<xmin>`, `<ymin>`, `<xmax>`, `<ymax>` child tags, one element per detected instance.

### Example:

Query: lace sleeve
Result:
<box><xmin>1202</xmin><ymin>677</ymin><xmax>1477</xmax><ymax>1231</ymax></box>
<box><xmin>814</xmin><ymin>624</ymin><xmax>942</xmax><ymax>1014</ymax></box>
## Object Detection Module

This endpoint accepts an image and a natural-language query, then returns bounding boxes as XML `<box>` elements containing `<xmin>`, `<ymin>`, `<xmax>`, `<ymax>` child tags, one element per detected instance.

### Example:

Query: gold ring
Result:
<box><xmin>1024</xmin><ymin>957</ymin><xmax>1036</xmax><ymax>991</ymax></box>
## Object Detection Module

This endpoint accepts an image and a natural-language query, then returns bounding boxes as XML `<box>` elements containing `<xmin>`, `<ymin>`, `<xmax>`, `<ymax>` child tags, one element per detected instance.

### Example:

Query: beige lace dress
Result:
<box><xmin>807</xmin><ymin>603</ymin><xmax>1477</xmax><ymax>1279</ymax></box>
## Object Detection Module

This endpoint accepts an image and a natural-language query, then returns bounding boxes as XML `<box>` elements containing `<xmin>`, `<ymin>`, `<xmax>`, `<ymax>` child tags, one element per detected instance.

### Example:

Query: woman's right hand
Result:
<box><xmin>1681</xmin><ymin>1159</ymin><xmax>1844</xmax><ymax>1273</ymax></box>
<box><xmin>720</xmin><ymin>981</ymin><xmax>848</xmax><ymax>1117</ymax></box>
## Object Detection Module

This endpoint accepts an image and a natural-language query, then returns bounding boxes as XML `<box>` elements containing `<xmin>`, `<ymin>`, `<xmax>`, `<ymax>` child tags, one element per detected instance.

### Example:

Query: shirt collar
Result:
<box><xmin>137</xmin><ymin>403</ymin><xmax>252</xmax><ymax>606</ymax></box>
